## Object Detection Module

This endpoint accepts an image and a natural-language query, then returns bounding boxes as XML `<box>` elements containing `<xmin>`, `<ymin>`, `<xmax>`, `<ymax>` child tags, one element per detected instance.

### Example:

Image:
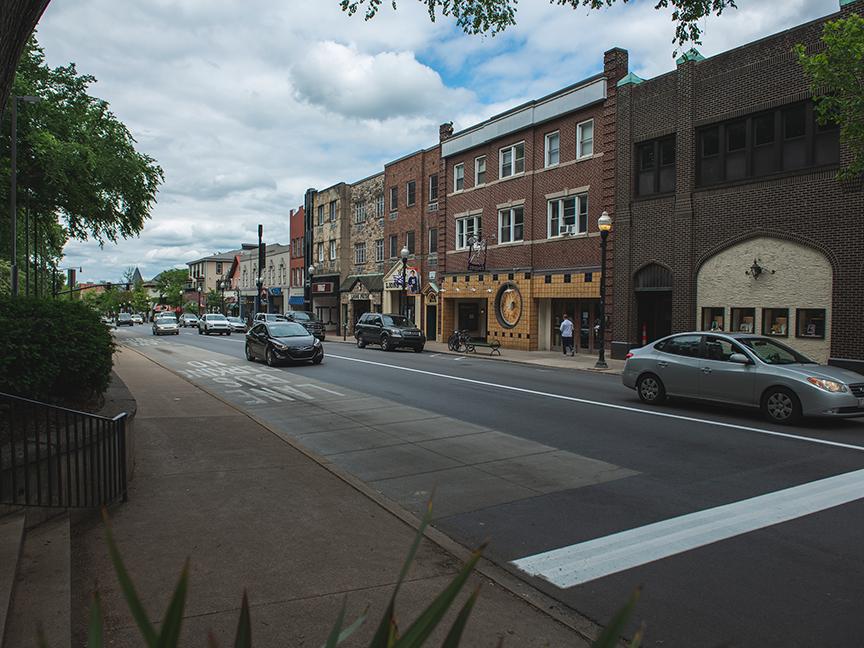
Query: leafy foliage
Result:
<box><xmin>154</xmin><ymin>268</ymin><xmax>189</xmax><ymax>310</ymax></box>
<box><xmin>795</xmin><ymin>12</ymin><xmax>864</xmax><ymax>180</ymax></box>
<box><xmin>340</xmin><ymin>0</ymin><xmax>736</xmax><ymax>51</ymax></box>
<box><xmin>0</xmin><ymin>294</ymin><xmax>115</xmax><ymax>401</ymax></box>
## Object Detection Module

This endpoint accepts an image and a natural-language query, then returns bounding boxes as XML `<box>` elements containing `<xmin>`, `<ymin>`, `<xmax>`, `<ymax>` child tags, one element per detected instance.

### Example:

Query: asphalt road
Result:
<box><xmin>115</xmin><ymin>326</ymin><xmax>864</xmax><ymax>647</ymax></box>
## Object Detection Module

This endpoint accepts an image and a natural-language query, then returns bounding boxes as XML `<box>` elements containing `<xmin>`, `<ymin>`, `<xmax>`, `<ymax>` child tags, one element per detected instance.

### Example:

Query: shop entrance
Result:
<box><xmin>458</xmin><ymin>303</ymin><xmax>479</xmax><ymax>336</ymax></box>
<box><xmin>425</xmin><ymin>304</ymin><xmax>437</xmax><ymax>341</ymax></box>
<box><xmin>634</xmin><ymin>264</ymin><xmax>673</xmax><ymax>344</ymax></box>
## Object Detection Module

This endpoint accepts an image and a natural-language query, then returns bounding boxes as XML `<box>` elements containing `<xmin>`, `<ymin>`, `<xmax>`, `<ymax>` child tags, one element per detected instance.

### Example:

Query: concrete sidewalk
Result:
<box><xmin>72</xmin><ymin>345</ymin><xmax>615</xmax><ymax>647</ymax></box>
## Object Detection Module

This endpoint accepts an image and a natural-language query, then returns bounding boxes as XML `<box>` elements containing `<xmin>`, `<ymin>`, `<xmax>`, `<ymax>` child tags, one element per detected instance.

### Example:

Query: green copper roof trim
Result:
<box><xmin>676</xmin><ymin>48</ymin><xmax>705</xmax><ymax>65</ymax></box>
<box><xmin>840</xmin><ymin>0</ymin><xmax>860</xmax><ymax>7</ymax></box>
<box><xmin>617</xmin><ymin>72</ymin><xmax>644</xmax><ymax>87</ymax></box>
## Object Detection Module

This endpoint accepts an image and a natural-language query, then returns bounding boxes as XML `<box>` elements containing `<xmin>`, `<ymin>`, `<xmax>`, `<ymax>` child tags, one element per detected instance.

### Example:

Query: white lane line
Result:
<box><xmin>328</xmin><ymin>354</ymin><xmax>864</xmax><ymax>453</ymax></box>
<box><xmin>511</xmin><ymin>468</ymin><xmax>864</xmax><ymax>588</ymax></box>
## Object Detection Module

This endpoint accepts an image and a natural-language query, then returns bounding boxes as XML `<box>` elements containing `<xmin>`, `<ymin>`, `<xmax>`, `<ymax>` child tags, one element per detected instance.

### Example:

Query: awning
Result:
<box><xmin>268</xmin><ymin>287</ymin><xmax>282</xmax><ymax>295</ymax></box>
<box><xmin>288</xmin><ymin>295</ymin><xmax>305</xmax><ymax>305</ymax></box>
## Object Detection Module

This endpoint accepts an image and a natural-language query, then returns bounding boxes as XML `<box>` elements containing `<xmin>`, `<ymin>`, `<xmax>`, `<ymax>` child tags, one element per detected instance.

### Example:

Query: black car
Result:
<box><xmin>245</xmin><ymin>321</ymin><xmax>323</xmax><ymax>366</ymax></box>
<box><xmin>116</xmin><ymin>313</ymin><xmax>134</xmax><ymax>326</ymax></box>
<box><xmin>283</xmin><ymin>311</ymin><xmax>326</xmax><ymax>340</ymax></box>
<box><xmin>354</xmin><ymin>313</ymin><xmax>425</xmax><ymax>352</ymax></box>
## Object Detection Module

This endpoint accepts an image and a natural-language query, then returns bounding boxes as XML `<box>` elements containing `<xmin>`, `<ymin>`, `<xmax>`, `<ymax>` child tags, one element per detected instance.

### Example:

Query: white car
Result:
<box><xmin>198</xmin><ymin>313</ymin><xmax>231</xmax><ymax>336</ymax></box>
<box><xmin>179</xmin><ymin>314</ymin><xmax>200</xmax><ymax>328</ymax></box>
<box><xmin>152</xmin><ymin>316</ymin><xmax>179</xmax><ymax>336</ymax></box>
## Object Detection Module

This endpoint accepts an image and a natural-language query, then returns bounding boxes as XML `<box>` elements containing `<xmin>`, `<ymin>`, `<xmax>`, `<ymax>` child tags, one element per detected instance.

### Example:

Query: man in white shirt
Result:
<box><xmin>560</xmin><ymin>314</ymin><xmax>575</xmax><ymax>356</ymax></box>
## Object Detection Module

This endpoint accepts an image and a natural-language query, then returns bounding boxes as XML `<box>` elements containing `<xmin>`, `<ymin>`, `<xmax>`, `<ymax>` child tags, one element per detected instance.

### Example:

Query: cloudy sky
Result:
<box><xmin>32</xmin><ymin>0</ymin><xmax>840</xmax><ymax>284</ymax></box>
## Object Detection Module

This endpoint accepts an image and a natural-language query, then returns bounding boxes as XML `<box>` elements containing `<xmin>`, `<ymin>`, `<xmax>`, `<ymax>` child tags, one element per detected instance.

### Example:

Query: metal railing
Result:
<box><xmin>0</xmin><ymin>393</ymin><xmax>128</xmax><ymax>508</ymax></box>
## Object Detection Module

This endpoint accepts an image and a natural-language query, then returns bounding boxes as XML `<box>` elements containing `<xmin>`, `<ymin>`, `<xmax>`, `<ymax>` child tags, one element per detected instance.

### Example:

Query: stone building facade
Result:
<box><xmin>309</xmin><ymin>183</ymin><xmax>351</xmax><ymax>335</ymax></box>
<box><xmin>611</xmin><ymin>0</ymin><xmax>864</xmax><ymax>366</ymax></box>
<box><xmin>436</xmin><ymin>49</ymin><xmax>628</xmax><ymax>352</ymax></box>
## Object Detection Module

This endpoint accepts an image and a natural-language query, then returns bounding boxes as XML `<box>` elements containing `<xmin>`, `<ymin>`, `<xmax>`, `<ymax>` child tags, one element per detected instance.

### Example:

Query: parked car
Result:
<box><xmin>152</xmin><ymin>316</ymin><xmax>179</xmax><ymax>336</ymax></box>
<box><xmin>179</xmin><ymin>313</ymin><xmax>199</xmax><ymax>328</ymax></box>
<box><xmin>253</xmin><ymin>313</ymin><xmax>288</xmax><ymax>324</ymax></box>
<box><xmin>116</xmin><ymin>313</ymin><xmax>134</xmax><ymax>327</ymax></box>
<box><xmin>622</xmin><ymin>331</ymin><xmax>864</xmax><ymax>425</ymax></box>
<box><xmin>131</xmin><ymin>314</ymin><xmax>144</xmax><ymax>325</ymax></box>
<box><xmin>354</xmin><ymin>313</ymin><xmax>425</xmax><ymax>352</ymax></box>
<box><xmin>283</xmin><ymin>311</ymin><xmax>326</xmax><ymax>340</ymax></box>
<box><xmin>198</xmin><ymin>313</ymin><xmax>231</xmax><ymax>335</ymax></box>
<box><xmin>245</xmin><ymin>321</ymin><xmax>323</xmax><ymax>366</ymax></box>
<box><xmin>227</xmin><ymin>316</ymin><xmax>247</xmax><ymax>333</ymax></box>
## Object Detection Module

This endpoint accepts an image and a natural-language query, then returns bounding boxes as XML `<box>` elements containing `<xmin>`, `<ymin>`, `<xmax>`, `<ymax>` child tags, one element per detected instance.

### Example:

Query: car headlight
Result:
<box><xmin>389</xmin><ymin>328</ymin><xmax>403</xmax><ymax>336</ymax></box>
<box><xmin>807</xmin><ymin>378</ymin><xmax>847</xmax><ymax>393</ymax></box>
<box><xmin>313</xmin><ymin>339</ymin><xmax>321</xmax><ymax>347</ymax></box>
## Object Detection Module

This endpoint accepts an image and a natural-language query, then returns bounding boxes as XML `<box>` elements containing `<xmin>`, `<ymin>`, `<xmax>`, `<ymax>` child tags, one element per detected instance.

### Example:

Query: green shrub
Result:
<box><xmin>0</xmin><ymin>294</ymin><xmax>115</xmax><ymax>402</ymax></box>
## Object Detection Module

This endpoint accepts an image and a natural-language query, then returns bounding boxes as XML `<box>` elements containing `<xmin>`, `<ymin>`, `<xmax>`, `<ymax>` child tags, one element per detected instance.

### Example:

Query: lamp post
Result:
<box><xmin>10</xmin><ymin>95</ymin><xmax>41</xmax><ymax>295</ymax></box>
<box><xmin>595</xmin><ymin>211</ymin><xmax>612</xmax><ymax>369</ymax></box>
<box><xmin>217</xmin><ymin>276</ymin><xmax>226</xmax><ymax>315</ymax></box>
<box><xmin>400</xmin><ymin>245</ymin><xmax>409</xmax><ymax>317</ymax></box>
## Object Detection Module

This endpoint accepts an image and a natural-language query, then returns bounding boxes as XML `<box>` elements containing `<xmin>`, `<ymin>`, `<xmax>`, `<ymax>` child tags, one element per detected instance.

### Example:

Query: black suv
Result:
<box><xmin>355</xmin><ymin>313</ymin><xmax>425</xmax><ymax>352</ymax></box>
<box><xmin>284</xmin><ymin>311</ymin><xmax>326</xmax><ymax>340</ymax></box>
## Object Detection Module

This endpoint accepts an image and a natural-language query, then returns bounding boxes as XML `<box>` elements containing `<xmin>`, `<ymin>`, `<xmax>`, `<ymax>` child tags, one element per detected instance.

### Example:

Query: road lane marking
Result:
<box><xmin>512</xmin><ymin>468</ymin><xmax>864</xmax><ymax>588</ymax></box>
<box><xmin>327</xmin><ymin>354</ymin><xmax>864</xmax><ymax>453</ymax></box>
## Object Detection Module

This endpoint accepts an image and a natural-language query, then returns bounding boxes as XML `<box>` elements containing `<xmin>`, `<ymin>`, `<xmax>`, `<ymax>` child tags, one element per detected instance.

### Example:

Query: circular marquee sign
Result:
<box><xmin>495</xmin><ymin>283</ymin><xmax>522</xmax><ymax>328</ymax></box>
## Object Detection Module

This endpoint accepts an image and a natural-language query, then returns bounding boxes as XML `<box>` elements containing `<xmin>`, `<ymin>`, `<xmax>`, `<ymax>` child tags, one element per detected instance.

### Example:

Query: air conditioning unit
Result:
<box><xmin>559</xmin><ymin>225</ymin><xmax>575</xmax><ymax>235</ymax></box>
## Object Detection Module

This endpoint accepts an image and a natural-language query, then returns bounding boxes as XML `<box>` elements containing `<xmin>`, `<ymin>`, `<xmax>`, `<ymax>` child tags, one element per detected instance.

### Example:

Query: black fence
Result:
<box><xmin>0</xmin><ymin>393</ymin><xmax>128</xmax><ymax>507</ymax></box>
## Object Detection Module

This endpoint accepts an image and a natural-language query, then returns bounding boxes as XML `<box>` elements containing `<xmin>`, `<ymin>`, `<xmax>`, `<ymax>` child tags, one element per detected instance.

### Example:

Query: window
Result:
<box><xmin>456</xmin><ymin>215</ymin><xmax>481</xmax><ymax>250</ymax></box>
<box><xmin>701</xmin><ymin>307</ymin><xmax>725</xmax><ymax>331</ymax></box>
<box><xmin>637</xmin><ymin>137</ymin><xmax>676</xmax><ymax>195</ymax></box>
<box><xmin>762</xmin><ymin>308</ymin><xmax>789</xmax><ymax>337</ymax></box>
<box><xmin>499</xmin><ymin>206</ymin><xmax>524</xmax><ymax>243</ymax></box>
<box><xmin>475</xmin><ymin>156</ymin><xmax>486</xmax><ymax>185</ymax></box>
<box><xmin>376</xmin><ymin>195</ymin><xmax>385</xmax><ymax>219</ymax></box>
<box><xmin>317</xmin><ymin>242</ymin><xmax>325</xmax><ymax>263</ymax></box>
<box><xmin>429</xmin><ymin>174</ymin><xmax>438</xmax><ymax>202</ymax></box>
<box><xmin>329</xmin><ymin>201</ymin><xmax>337</xmax><ymax>222</ymax></box>
<box><xmin>317</xmin><ymin>205</ymin><xmax>325</xmax><ymax>225</ymax></box>
<box><xmin>355</xmin><ymin>201</ymin><xmax>366</xmax><ymax>223</ymax></box>
<box><xmin>698</xmin><ymin>101</ymin><xmax>839</xmax><ymax>186</ymax></box>
<box><xmin>375</xmin><ymin>239</ymin><xmax>385</xmax><ymax>262</ymax></box>
<box><xmin>407</xmin><ymin>180</ymin><xmax>416</xmax><ymax>206</ymax></box>
<box><xmin>796</xmin><ymin>308</ymin><xmax>825</xmax><ymax>339</ymax></box>
<box><xmin>577</xmin><ymin>120</ymin><xmax>593</xmax><ymax>158</ymax></box>
<box><xmin>500</xmin><ymin>143</ymin><xmax>525</xmax><ymax>178</ymax></box>
<box><xmin>389</xmin><ymin>234</ymin><xmax>398</xmax><ymax>258</ymax></box>
<box><xmin>545</xmin><ymin>132</ymin><xmax>559</xmax><ymax>167</ymax></box>
<box><xmin>705</xmin><ymin>336</ymin><xmax>746</xmax><ymax>362</ymax></box>
<box><xmin>548</xmin><ymin>195</ymin><xmax>588</xmax><ymax>237</ymax></box>
<box><xmin>731</xmin><ymin>307</ymin><xmax>756</xmax><ymax>333</ymax></box>
<box><xmin>390</xmin><ymin>186</ymin><xmax>398</xmax><ymax>210</ymax></box>
<box><xmin>663</xmin><ymin>334</ymin><xmax>701</xmax><ymax>358</ymax></box>
<box><xmin>216</xmin><ymin>262</ymin><xmax>223</xmax><ymax>274</ymax></box>
<box><xmin>329</xmin><ymin>240</ymin><xmax>336</xmax><ymax>261</ymax></box>
<box><xmin>406</xmin><ymin>231</ymin><xmax>415</xmax><ymax>255</ymax></box>
<box><xmin>354</xmin><ymin>242</ymin><xmax>366</xmax><ymax>265</ymax></box>
<box><xmin>428</xmin><ymin>227</ymin><xmax>437</xmax><ymax>254</ymax></box>
<box><xmin>454</xmin><ymin>164</ymin><xmax>464</xmax><ymax>191</ymax></box>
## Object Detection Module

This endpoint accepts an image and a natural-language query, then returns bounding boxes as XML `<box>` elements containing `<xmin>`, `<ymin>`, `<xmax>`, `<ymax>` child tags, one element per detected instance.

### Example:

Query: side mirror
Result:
<box><xmin>729</xmin><ymin>353</ymin><xmax>751</xmax><ymax>365</ymax></box>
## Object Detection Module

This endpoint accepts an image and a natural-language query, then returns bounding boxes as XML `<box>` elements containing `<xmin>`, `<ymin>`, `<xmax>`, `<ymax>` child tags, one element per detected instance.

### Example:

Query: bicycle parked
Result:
<box><xmin>447</xmin><ymin>329</ymin><xmax>474</xmax><ymax>353</ymax></box>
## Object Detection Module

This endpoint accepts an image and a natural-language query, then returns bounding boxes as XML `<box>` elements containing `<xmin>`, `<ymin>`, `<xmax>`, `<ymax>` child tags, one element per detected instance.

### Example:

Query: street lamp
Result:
<box><xmin>10</xmin><ymin>95</ymin><xmax>40</xmax><ymax>294</ymax></box>
<box><xmin>400</xmin><ymin>245</ymin><xmax>409</xmax><ymax>317</ymax></box>
<box><xmin>216</xmin><ymin>276</ymin><xmax>226</xmax><ymax>315</ymax></box>
<box><xmin>595</xmin><ymin>211</ymin><xmax>612</xmax><ymax>369</ymax></box>
<box><xmin>307</xmin><ymin>264</ymin><xmax>315</xmax><ymax>315</ymax></box>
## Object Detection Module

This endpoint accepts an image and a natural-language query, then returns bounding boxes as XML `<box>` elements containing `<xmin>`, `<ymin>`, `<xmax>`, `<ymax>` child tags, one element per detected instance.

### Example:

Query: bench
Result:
<box><xmin>467</xmin><ymin>339</ymin><xmax>501</xmax><ymax>356</ymax></box>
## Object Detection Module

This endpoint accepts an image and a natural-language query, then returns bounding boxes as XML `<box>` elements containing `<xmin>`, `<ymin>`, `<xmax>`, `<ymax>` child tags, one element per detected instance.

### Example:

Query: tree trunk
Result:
<box><xmin>0</xmin><ymin>0</ymin><xmax>51</xmax><ymax>123</ymax></box>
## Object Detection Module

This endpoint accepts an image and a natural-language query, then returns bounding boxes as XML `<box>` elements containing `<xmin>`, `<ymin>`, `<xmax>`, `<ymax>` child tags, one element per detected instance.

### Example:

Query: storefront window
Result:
<box><xmin>796</xmin><ymin>308</ymin><xmax>825</xmax><ymax>339</ymax></box>
<box><xmin>762</xmin><ymin>308</ymin><xmax>789</xmax><ymax>337</ymax></box>
<box><xmin>701</xmin><ymin>307</ymin><xmax>725</xmax><ymax>331</ymax></box>
<box><xmin>731</xmin><ymin>307</ymin><xmax>755</xmax><ymax>333</ymax></box>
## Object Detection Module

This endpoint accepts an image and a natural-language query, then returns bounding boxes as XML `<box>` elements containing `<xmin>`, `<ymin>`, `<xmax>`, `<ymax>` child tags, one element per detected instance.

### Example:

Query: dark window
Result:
<box><xmin>406</xmin><ymin>231</ymin><xmax>415</xmax><ymax>255</ymax></box>
<box><xmin>390</xmin><ymin>186</ymin><xmax>398</xmax><ymax>210</ymax></box>
<box><xmin>428</xmin><ymin>228</ymin><xmax>437</xmax><ymax>254</ymax></box>
<box><xmin>429</xmin><ymin>175</ymin><xmax>438</xmax><ymax>202</ymax></box>
<box><xmin>698</xmin><ymin>101</ymin><xmax>839</xmax><ymax>186</ymax></box>
<box><xmin>636</xmin><ymin>137</ymin><xmax>675</xmax><ymax>196</ymax></box>
<box><xmin>663</xmin><ymin>335</ymin><xmax>701</xmax><ymax>358</ymax></box>
<box><xmin>407</xmin><ymin>180</ymin><xmax>416</xmax><ymax>206</ymax></box>
<box><xmin>389</xmin><ymin>234</ymin><xmax>398</xmax><ymax>258</ymax></box>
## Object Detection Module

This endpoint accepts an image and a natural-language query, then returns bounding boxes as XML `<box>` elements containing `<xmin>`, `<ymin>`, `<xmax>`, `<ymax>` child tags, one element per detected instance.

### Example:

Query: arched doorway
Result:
<box><xmin>635</xmin><ymin>264</ymin><xmax>673</xmax><ymax>344</ymax></box>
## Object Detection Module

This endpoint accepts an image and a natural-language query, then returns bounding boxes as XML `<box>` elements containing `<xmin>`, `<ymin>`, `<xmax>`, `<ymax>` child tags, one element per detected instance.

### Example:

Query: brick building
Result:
<box><xmin>436</xmin><ymin>49</ymin><xmax>628</xmax><ymax>352</ymax></box>
<box><xmin>308</xmin><ymin>183</ymin><xmax>351</xmax><ymax>335</ymax></box>
<box><xmin>611</xmin><ymin>0</ymin><xmax>864</xmax><ymax>366</ymax></box>
<box><xmin>287</xmin><ymin>206</ymin><xmax>306</xmax><ymax>312</ymax></box>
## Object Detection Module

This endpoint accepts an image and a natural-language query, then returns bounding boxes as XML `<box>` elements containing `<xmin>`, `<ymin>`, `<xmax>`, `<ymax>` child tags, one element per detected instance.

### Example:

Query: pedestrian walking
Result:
<box><xmin>560</xmin><ymin>314</ymin><xmax>575</xmax><ymax>356</ymax></box>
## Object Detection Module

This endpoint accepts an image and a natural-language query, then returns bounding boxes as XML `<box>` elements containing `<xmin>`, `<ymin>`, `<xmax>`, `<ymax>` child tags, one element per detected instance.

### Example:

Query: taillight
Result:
<box><xmin>626</xmin><ymin>352</ymin><xmax>634</xmax><ymax>359</ymax></box>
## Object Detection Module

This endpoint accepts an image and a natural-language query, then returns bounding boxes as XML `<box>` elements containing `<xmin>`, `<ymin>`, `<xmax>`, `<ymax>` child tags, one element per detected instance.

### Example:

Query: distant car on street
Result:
<box><xmin>253</xmin><ymin>313</ymin><xmax>287</xmax><ymax>324</ymax></box>
<box><xmin>152</xmin><ymin>316</ymin><xmax>179</xmax><ymax>336</ymax></box>
<box><xmin>131</xmin><ymin>314</ymin><xmax>144</xmax><ymax>324</ymax></box>
<box><xmin>179</xmin><ymin>313</ymin><xmax>199</xmax><ymax>328</ymax></box>
<box><xmin>245</xmin><ymin>321</ymin><xmax>323</xmax><ymax>366</ymax></box>
<box><xmin>116</xmin><ymin>313</ymin><xmax>134</xmax><ymax>327</ymax></box>
<box><xmin>283</xmin><ymin>311</ymin><xmax>326</xmax><ymax>340</ymax></box>
<box><xmin>198</xmin><ymin>313</ymin><xmax>231</xmax><ymax>335</ymax></box>
<box><xmin>622</xmin><ymin>331</ymin><xmax>864</xmax><ymax>425</ymax></box>
<box><xmin>227</xmin><ymin>316</ymin><xmax>247</xmax><ymax>333</ymax></box>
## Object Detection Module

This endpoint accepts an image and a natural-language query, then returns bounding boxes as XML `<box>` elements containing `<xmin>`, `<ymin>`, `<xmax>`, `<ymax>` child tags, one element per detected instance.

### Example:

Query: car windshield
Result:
<box><xmin>155</xmin><ymin>318</ymin><xmax>174</xmax><ymax>324</ymax></box>
<box><xmin>292</xmin><ymin>312</ymin><xmax>316</xmax><ymax>322</ymax></box>
<box><xmin>207</xmin><ymin>314</ymin><xmax>227</xmax><ymax>321</ymax></box>
<box><xmin>228</xmin><ymin>317</ymin><xmax>242</xmax><ymax>323</ymax></box>
<box><xmin>739</xmin><ymin>337</ymin><xmax>816</xmax><ymax>365</ymax></box>
<box><xmin>268</xmin><ymin>323</ymin><xmax>309</xmax><ymax>337</ymax></box>
<box><xmin>382</xmin><ymin>315</ymin><xmax>413</xmax><ymax>327</ymax></box>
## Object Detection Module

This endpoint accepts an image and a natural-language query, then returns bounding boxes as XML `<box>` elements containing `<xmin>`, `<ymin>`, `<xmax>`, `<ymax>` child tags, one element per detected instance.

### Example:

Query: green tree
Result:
<box><xmin>154</xmin><ymin>268</ymin><xmax>189</xmax><ymax>310</ymax></box>
<box><xmin>131</xmin><ymin>281</ymin><xmax>151</xmax><ymax>314</ymax></box>
<box><xmin>795</xmin><ymin>12</ymin><xmax>864</xmax><ymax>180</ymax></box>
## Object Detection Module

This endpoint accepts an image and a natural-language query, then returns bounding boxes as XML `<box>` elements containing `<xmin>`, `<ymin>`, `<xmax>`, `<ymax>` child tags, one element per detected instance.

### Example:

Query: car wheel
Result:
<box><xmin>357</xmin><ymin>336</ymin><xmax>366</xmax><ymax>349</ymax></box>
<box><xmin>413</xmin><ymin>345</ymin><xmax>424</xmax><ymax>353</ymax></box>
<box><xmin>312</xmin><ymin>353</ymin><xmax>323</xmax><ymax>365</ymax></box>
<box><xmin>245</xmin><ymin>343</ymin><xmax>255</xmax><ymax>362</ymax></box>
<box><xmin>227</xmin><ymin>331</ymin><xmax>231</xmax><ymax>336</ymax></box>
<box><xmin>761</xmin><ymin>387</ymin><xmax>802</xmax><ymax>425</ymax></box>
<box><xmin>198</xmin><ymin>327</ymin><xmax>202</xmax><ymax>335</ymax></box>
<box><xmin>380</xmin><ymin>335</ymin><xmax>392</xmax><ymax>352</ymax></box>
<box><xmin>265</xmin><ymin>347</ymin><xmax>278</xmax><ymax>367</ymax></box>
<box><xmin>637</xmin><ymin>373</ymin><xmax>666</xmax><ymax>405</ymax></box>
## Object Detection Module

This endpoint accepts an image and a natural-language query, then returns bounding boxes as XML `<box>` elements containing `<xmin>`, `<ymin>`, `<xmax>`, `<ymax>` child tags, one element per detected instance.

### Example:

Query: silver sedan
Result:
<box><xmin>622</xmin><ymin>332</ymin><xmax>864</xmax><ymax>425</ymax></box>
